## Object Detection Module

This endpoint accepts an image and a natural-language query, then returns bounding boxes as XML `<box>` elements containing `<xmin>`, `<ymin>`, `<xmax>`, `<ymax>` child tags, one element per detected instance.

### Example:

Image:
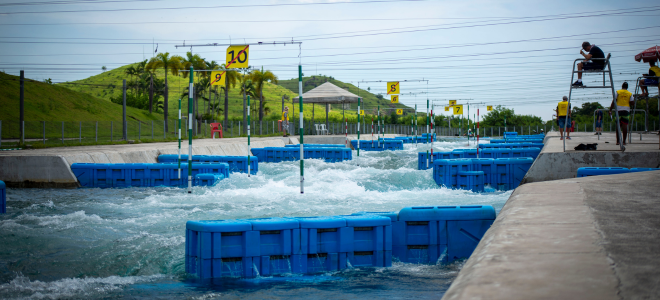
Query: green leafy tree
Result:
<box><xmin>247</xmin><ymin>68</ymin><xmax>278</xmax><ymax>121</ymax></box>
<box><xmin>147</xmin><ymin>52</ymin><xmax>184</xmax><ymax>131</ymax></box>
<box><xmin>219</xmin><ymin>64</ymin><xmax>240</xmax><ymax>129</ymax></box>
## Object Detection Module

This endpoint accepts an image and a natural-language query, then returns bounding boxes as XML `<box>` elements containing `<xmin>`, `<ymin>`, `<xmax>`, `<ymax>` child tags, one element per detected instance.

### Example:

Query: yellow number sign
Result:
<box><xmin>210</xmin><ymin>71</ymin><xmax>226</xmax><ymax>87</ymax></box>
<box><xmin>226</xmin><ymin>45</ymin><xmax>249</xmax><ymax>68</ymax></box>
<box><xmin>387</xmin><ymin>82</ymin><xmax>399</xmax><ymax>95</ymax></box>
<box><xmin>391</xmin><ymin>95</ymin><xmax>399</xmax><ymax>103</ymax></box>
<box><xmin>444</xmin><ymin>106</ymin><xmax>450</xmax><ymax>112</ymax></box>
<box><xmin>396</xmin><ymin>109</ymin><xmax>403</xmax><ymax>115</ymax></box>
<box><xmin>487</xmin><ymin>105</ymin><xmax>493</xmax><ymax>111</ymax></box>
<box><xmin>359</xmin><ymin>110</ymin><xmax>365</xmax><ymax>115</ymax></box>
<box><xmin>453</xmin><ymin>105</ymin><xmax>464</xmax><ymax>115</ymax></box>
<box><xmin>449</xmin><ymin>100</ymin><xmax>457</xmax><ymax>106</ymax></box>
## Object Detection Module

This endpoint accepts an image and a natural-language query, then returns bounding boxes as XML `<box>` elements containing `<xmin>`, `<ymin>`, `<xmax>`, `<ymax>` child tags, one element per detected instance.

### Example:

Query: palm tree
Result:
<box><xmin>147</xmin><ymin>52</ymin><xmax>183</xmax><ymax>131</ymax></box>
<box><xmin>205</xmin><ymin>60</ymin><xmax>221</xmax><ymax>117</ymax></box>
<box><xmin>124</xmin><ymin>66</ymin><xmax>138</xmax><ymax>94</ymax></box>
<box><xmin>219</xmin><ymin>64</ymin><xmax>240</xmax><ymax>131</ymax></box>
<box><xmin>247</xmin><ymin>68</ymin><xmax>278</xmax><ymax>121</ymax></box>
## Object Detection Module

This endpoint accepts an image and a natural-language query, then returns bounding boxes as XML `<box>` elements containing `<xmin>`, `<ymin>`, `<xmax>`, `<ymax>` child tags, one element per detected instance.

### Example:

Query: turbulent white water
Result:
<box><xmin>0</xmin><ymin>138</ymin><xmax>509</xmax><ymax>299</ymax></box>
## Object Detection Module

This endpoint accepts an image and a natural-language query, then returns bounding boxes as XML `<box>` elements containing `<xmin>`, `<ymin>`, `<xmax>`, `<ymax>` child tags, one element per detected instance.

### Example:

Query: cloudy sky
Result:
<box><xmin>0</xmin><ymin>0</ymin><xmax>658</xmax><ymax>120</ymax></box>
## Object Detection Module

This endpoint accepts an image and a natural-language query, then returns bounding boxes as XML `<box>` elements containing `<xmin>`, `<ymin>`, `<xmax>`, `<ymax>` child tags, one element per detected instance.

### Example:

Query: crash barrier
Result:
<box><xmin>284</xmin><ymin>144</ymin><xmax>346</xmax><ymax>148</ymax></box>
<box><xmin>350</xmin><ymin>140</ymin><xmax>404</xmax><ymax>151</ymax></box>
<box><xmin>418</xmin><ymin>148</ymin><xmax>541</xmax><ymax>170</ymax></box>
<box><xmin>433</xmin><ymin>158</ymin><xmax>533</xmax><ymax>191</ymax></box>
<box><xmin>577</xmin><ymin>167</ymin><xmax>660</xmax><ymax>177</ymax></box>
<box><xmin>0</xmin><ymin>180</ymin><xmax>5</xmax><ymax>214</ymax></box>
<box><xmin>70</xmin><ymin>163</ymin><xmax>230</xmax><ymax>188</ymax></box>
<box><xmin>158</xmin><ymin>155</ymin><xmax>258</xmax><ymax>175</ymax></box>
<box><xmin>250</xmin><ymin>147</ymin><xmax>351</xmax><ymax>163</ymax></box>
<box><xmin>504</xmin><ymin>132</ymin><xmax>518</xmax><ymax>137</ymax></box>
<box><xmin>194</xmin><ymin>173</ymin><xmax>226</xmax><ymax>187</ymax></box>
<box><xmin>185</xmin><ymin>205</ymin><xmax>495</xmax><ymax>278</ymax></box>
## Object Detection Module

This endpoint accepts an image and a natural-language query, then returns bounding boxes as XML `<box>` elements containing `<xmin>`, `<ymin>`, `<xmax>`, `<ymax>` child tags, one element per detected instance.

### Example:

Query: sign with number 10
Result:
<box><xmin>226</xmin><ymin>45</ymin><xmax>250</xmax><ymax>69</ymax></box>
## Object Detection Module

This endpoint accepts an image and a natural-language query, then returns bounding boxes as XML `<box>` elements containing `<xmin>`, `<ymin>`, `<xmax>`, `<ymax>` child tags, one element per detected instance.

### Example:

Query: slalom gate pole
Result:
<box><xmin>467</xmin><ymin>105</ymin><xmax>470</xmax><ymax>146</ymax></box>
<box><xmin>426</xmin><ymin>99</ymin><xmax>429</xmax><ymax>168</ymax></box>
<box><xmin>431</xmin><ymin>106</ymin><xmax>434</xmax><ymax>166</ymax></box>
<box><xmin>187</xmin><ymin>66</ymin><xmax>193</xmax><ymax>193</ymax></box>
<box><xmin>247</xmin><ymin>95</ymin><xmax>251</xmax><ymax>177</ymax></box>
<box><xmin>178</xmin><ymin>98</ymin><xmax>182</xmax><ymax>179</ymax></box>
<box><xmin>298</xmin><ymin>64</ymin><xmax>304</xmax><ymax>193</ymax></box>
<box><xmin>415</xmin><ymin>104</ymin><xmax>418</xmax><ymax>147</ymax></box>
<box><xmin>377</xmin><ymin>105</ymin><xmax>381</xmax><ymax>149</ymax></box>
<box><xmin>357</xmin><ymin>97</ymin><xmax>361</xmax><ymax>166</ymax></box>
<box><xmin>477</xmin><ymin>109</ymin><xmax>480</xmax><ymax>158</ymax></box>
<box><xmin>345</xmin><ymin>118</ymin><xmax>348</xmax><ymax>147</ymax></box>
<box><xmin>371</xmin><ymin>117</ymin><xmax>374</xmax><ymax>148</ymax></box>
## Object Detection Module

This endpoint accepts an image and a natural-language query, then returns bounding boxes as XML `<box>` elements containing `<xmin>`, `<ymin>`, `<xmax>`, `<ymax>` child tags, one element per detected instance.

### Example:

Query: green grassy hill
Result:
<box><xmin>0</xmin><ymin>71</ymin><xmax>163</xmax><ymax>122</ymax></box>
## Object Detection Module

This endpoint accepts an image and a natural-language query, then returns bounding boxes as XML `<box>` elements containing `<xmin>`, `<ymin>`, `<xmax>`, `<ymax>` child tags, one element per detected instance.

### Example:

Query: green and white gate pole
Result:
<box><xmin>377</xmin><ymin>105</ymin><xmax>381</xmax><ymax>148</ymax></box>
<box><xmin>178</xmin><ymin>98</ymin><xmax>182</xmax><ymax>179</ymax></box>
<box><xmin>247</xmin><ymin>95</ymin><xmax>251</xmax><ymax>177</ymax></box>
<box><xmin>298</xmin><ymin>64</ymin><xmax>304</xmax><ymax>194</ymax></box>
<box><xmin>187</xmin><ymin>66</ymin><xmax>194</xmax><ymax>193</ymax></box>
<box><xmin>357</xmin><ymin>97</ymin><xmax>361</xmax><ymax>166</ymax></box>
<box><xmin>426</xmin><ymin>99</ymin><xmax>429</xmax><ymax>168</ymax></box>
<box><xmin>415</xmin><ymin>104</ymin><xmax>418</xmax><ymax>147</ymax></box>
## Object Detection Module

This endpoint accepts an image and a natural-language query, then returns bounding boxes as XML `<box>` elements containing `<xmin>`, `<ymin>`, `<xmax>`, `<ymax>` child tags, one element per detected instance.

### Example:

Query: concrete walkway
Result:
<box><xmin>443</xmin><ymin>171</ymin><xmax>660</xmax><ymax>300</ymax></box>
<box><xmin>523</xmin><ymin>131</ymin><xmax>660</xmax><ymax>183</ymax></box>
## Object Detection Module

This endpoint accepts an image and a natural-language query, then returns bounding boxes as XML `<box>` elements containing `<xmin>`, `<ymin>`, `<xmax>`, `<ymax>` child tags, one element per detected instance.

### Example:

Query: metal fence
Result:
<box><xmin>1</xmin><ymin>118</ymin><xmax>658</xmax><ymax>147</ymax></box>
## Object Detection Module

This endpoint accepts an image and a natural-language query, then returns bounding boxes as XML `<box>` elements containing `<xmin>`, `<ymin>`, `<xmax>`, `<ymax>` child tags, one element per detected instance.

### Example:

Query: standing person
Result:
<box><xmin>557</xmin><ymin>96</ymin><xmax>572</xmax><ymax>140</ymax></box>
<box><xmin>281</xmin><ymin>106</ymin><xmax>290</xmax><ymax>137</ymax></box>
<box><xmin>573</xmin><ymin>41</ymin><xmax>606</xmax><ymax>87</ymax></box>
<box><xmin>609</xmin><ymin>82</ymin><xmax>635</xmax><ymax>146</ymax></box>
<box><xmin>595</xmin><ymin>109</ymin><xmax>604</xmax><ymax>135</ymax></box>
<box><xmin>640</xmin><ymin>60</ymin><xmax>660</xmax><ymax>97</ymax></box>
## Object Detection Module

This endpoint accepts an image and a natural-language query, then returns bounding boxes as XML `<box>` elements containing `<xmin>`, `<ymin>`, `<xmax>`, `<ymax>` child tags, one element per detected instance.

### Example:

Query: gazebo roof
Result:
<box><xmin>301</xmin><ymin>82</ymin><xmax>360</xmax><ymax>104</ymax></box>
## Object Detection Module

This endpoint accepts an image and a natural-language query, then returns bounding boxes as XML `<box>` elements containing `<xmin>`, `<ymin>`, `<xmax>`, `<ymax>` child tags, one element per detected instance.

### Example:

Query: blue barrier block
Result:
<box><xmin>0</xmin><ymin>180</ymin><xmax>5</xmax><ymax>214</ymax></box>
<box><xmin>384</xmin><ymin>140</ymin><xmax>404</xmax><ymax>151</ymax></box>
<box><xmin>70</xmin><ymin>163</ymin><xmax>98</xmax><ymax>187</ymax></box>
<box><xmin>457</xmin><ymin>171</ymin><xmax>485</xmax><ymax>192</ymax></box>
<box><xmin>124</xmin><ymin>163</ymin><xmax>149</xmax><ymax>187</ymax></box>
<box><xmin>471</xmin><ymin>158</ymin><xmax>496</xmax><ymax>185</ymax></box>
<box><xmin>629</xmin><ymin>168</ymin><xmax>660</xmax><ymax>173</ymax></box>
<box><xmin>147</xmin><ymin>163</ymin><xmax>180</xmax><ymax>187</ymax></box>
<box><xmin>158</xmin><ymin>154</ymin><xmax>202</xmax><ymax>163</ymax></box>
<box><xmin>577</xmin><ymin>167</ymin><xmax>630</xmax><ymax>178</ymax></box>
<box><xmin>323</xmin><ymin>148</ymin><xmax>352</xmax><ymax>162</ymax></box>
<box><xmin>339</xmin><ymin>215</ymin><xmax>392</xmax><ymax>267</ymax></box>
<box><xmin>73</xmin><ymin>163</ymin><xmax>231</xmax><ymax>188</ymax></box>
<box><xmin>508</xmin><ymin>157</ymin><xmax>533</xmax><ymax>189</ymax></box>
<box><xmin>250</xmin><ymin>147</ymin><xmax>299</xmax><ymax>163</ymax></box>
<box><xmin>294</xmin><ymin>216</ymin><xmax>348</xmax><ymax>273</ymax></box>
<box><xmin>479</xmin><ymin>149</ymin><xmax>496</xmax><ymax>158</ymax></box>
<box><xmin>450</xmin><ymin>151</ymin><xmax>464</xmax><ymax>159</ymax></box>
<box><xmin>395</xmin><ymin>207</ymin><xmax>445</xmax><ymax>264</ymax></box>
<box><xmin>393</xmin><ymin>137</ymin><xmax>413</xmax><ymax>144</ymax></box>
<box><xmin>185</xmin><ymin>219</ymin><xmax>255</xmax><ymax>279</ymax></box>
<box><xmin>245</xmin><ymin>217</ymin><xmax>300</xmax><ymax>276</ymax></box>
<box><xmin>194</xmin><ymin>173</ymin><xmax>225</xmax><ymax>187</ymax></box>
<box><xmin>452</xmin><ymin>149</ymin><xmax>477</xmax><ymax>159</ymax></box>
<box><xmin>433</xmin><ymin>159</ymin><xmax>473</xmax><ymax>188</ymax></box>
<box><xmin>492</xmin><ymin>158</ymin><xmax>511</xmax><ymax>190</ymax></box>
<box><xmin>441</xmin><ymin>205</ymin><xmax>496</xmax><ymax>262</ymax></box>
<box><xmin>504</xmin><ymin>132</ymin><xmax>518</xmax><ymax>136</ymax></box>
<box><xmin>285</xmin><ymin>144</ymin><xmax>346</xmax><ymax>148</ymax></box>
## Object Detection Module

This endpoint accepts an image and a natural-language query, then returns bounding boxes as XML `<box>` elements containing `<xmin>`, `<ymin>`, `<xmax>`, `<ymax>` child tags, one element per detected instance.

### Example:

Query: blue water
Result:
<box><xmin>0</xmin><ymin>138</ymin><xmax>509</xmax><ymax>299</ymax></box>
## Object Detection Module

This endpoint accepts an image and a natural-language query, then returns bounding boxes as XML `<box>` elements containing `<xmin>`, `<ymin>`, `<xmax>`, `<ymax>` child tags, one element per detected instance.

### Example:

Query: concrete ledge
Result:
<box><xmin>443</xmin><ymin>171</ymin><xmax>660</xmax><ymax>300</ymax></box>
<box><xmin>0</xmin><ymin>156</ymin><xmax>79</xmax><ymax>188</ymax></box>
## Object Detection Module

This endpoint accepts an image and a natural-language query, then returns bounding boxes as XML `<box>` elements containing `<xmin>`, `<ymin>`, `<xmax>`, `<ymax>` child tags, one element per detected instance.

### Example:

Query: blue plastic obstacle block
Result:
<box><xmin>492</xmin><ymin>158</ymin><xmax>511</xmax><ymax>190</ymax></box>
<box><xmin>285</xmin><ymin>144</ymin><xmax>347</xmax><ymax>148</ymax></box>
<box><xmin>450</xmin><ymin>150</ymin><xmax>464</xmax><ymax>159</ymax></box>
<box><xmin>511</xmin><ymin>148</ymin><xmax>541</xmax><ymax>159</ymax></box>
<box><xmin>504</xmin><ymin>132</ymin><xmax>518</xmax><ymax>136</ymax></box>
<box><xmin>471</xmin><ymin>158</ymin><xmax>496</xmax><ymax>185</ymax></box>
<box><xmin>245</xmin><ymin>217</ymin><xmax>301</xmax><ymax>277</ymax></box>
<box><xmin>452</xmin><ymin>149</ymin><xmax>478</xmax><ymax>159</ymax></box>
<box><xmin>507</xmin><ymin>157</ymin><xmax>534</xmax><ymax>189</ymax></box>
<box><xmin>185</xmin><ymin>219</ymin><xmax>255</xmax><ymax>279</ymax></box>
<box><xmin>577</xmin><ymin>167</ymin><xmax>631</xmax><ymax>178</ymax></box>
<box><xmin>384</xmin><ymin>140</ymin><xmax>404</xmax><ymax>151</ymax></box>
<box><xmin>0</xmin><ymin>180</ymin><xmax>5</xmax><ymax>214</ymax></box>
<box><xmin>160</xmin><ymin>155</ymin><xmax>258</xmax><ymax>174</ymax></box>
<box><xmin>433</xmin><ymin>159</ymin><xmax>473</xmax><ymax>188</ymax></box>
<box><xmin>418</xmin><ymin>152</ymin><xmax>452</xmax><ymax>170</ymax></box>
<box><xmin>194</xmin><ymin>173</ymin><xmax>225</xmax><ymax>187</ymax></box>
<box><xmin>335</xmin><ymin>215</ymin><xmax>392</xmax><ymax>268</ymax></box>
<box><xmin>394</xmin><ymin>206</ymin><xmax>445</xmax><ymax>264</ymax></box>
<box><xmin>441</xmin><ymin>205</ymin><xmax>496</xmax><ymax>262</ymax></box>
<box><xmin>71</xmin><ymin>163</ymin><xmax>230</xmax><ymax>188</ymax></box>
<box><xmin>251</xmin><ymin>147</ymin><xmax>299</xmax><ymax>163</ymax></box>
<box><xmin>629</xmin><ymin>168</ymin><xmax>660</xmax><ymax>173</ymax></box>
<box><xmin>293</xmin><ymin>216</ymin><xmax>349</xmax><ymax>274</ymax></box>
<box><xmin>351</xmin><ymin>140</ymin><xmax>382</xmax><ymax>151</ymax></box>
<box><xmin>393</xmin><ymin>137</ymin><xmax>413</xmax><ymax>144</ymax></box>
<box><xmin>457</xmin><ymin>171</ymin><xmax>485</xmax><ymax>192</ymax></box>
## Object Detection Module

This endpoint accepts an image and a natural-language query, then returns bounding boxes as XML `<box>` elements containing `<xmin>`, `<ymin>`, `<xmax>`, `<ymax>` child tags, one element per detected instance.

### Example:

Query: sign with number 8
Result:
<box><xmin>386</xmin><ymin>82</ymin><xmax>399</xmax><ymax>95</ymax></box>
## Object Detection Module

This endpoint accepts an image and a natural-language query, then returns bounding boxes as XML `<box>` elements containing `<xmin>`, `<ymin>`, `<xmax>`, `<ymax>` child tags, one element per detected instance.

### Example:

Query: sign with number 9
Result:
<box><xmin>445</xmin><ymin>106</ymin><xmax>450</xmax><ymax>112</ymax></box>
<box><xmin>210</xmin><ymin>71</ymin><xmax>226</xmax><ymax>87</ymax></box>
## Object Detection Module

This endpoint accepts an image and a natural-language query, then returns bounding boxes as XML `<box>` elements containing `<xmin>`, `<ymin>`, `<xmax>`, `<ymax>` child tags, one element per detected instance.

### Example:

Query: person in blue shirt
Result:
<box><xmin>595</xmin><ymin>109</ymin><xmax>603</xmax><ymax>135</ymax></box>
<box><xmin>573</xmin><ymin>42</ymin><xmax>606</xmax><ymax>87</ymax></box>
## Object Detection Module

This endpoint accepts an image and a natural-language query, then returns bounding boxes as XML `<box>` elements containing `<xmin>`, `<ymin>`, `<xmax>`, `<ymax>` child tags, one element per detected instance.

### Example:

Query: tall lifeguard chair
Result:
<box><xmin>565</xmin><ymin>53</ymin><xmax>625</xmax><ymax>152</ymax></box>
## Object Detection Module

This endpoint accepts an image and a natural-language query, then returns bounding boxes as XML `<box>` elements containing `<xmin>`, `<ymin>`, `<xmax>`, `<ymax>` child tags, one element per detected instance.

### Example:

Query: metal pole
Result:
<box><xmin>357</xmin><ymin>97</ymin><xmax>361</xmax><ymax>166</ymax></box>
<box><xmin>187</xmin><ymin>66</ymin><xmax>194</xmax><ymax>193</ymax></box>
<box><xmin>95</xmin><ymin>121</ymin><xmax>98</xmax><ymax>142</ymax></box>
<box><xmin>247</xmin><ymin>94</ymin><xmax>251</xmax><ymax>177</ymax></box>
<box><xmin>415</xmin><ymin>105</ymin><xmax>418</xmax><ymax>147</ymax></box>
<box><xmin>20</xmin><ymin>70</ymin><xmax>24</xmax><ymax>145</ymax></box>
<box><xmin>79</xmin><ymin>121</ymin><xmax>81</xmax><ymax>143</ymax></box>
<box><xmin>44</xmin><ymin>121</ymin><xmax>46</xmax><ymax>144</ymax></box>
<box><xmin>122</xmin><ymin>79</ymin><xmax>127</xmax><ymax>141</ymax></box>
<box><xmin>178</xmin><ymin>99</ymin><xmax>182</xmax><ymax>179</ymax></box>
<box><xmin>151</xmin><ymin>121</ymin><xmax>154</xmax><ymax>139</ymax></box>
<box><xmin>298</xmin><ymin>64</ymin><xmax>305</xmax><ymax>193</ymax></box>
<box><xmin>111</xmin><ymin>121</ymin><xmax>113</xmax><ymax>142</ymax></box>
<box><xmin>426</xmin><ymin>99</ymin><xmax>429</xmax><ymax>168</ymax></box>
<box><xmin>62</xmin><ymin>121</ymin><xmax>64</xmax><ymax>144</ymax></box>
<box><xmin>477</xmin><ymin>109</ymin><xmax>480</xmax><ymax>158</ymax></box>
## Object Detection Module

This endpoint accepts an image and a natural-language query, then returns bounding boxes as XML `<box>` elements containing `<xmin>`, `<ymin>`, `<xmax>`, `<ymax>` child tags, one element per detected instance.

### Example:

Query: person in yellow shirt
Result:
<box><xmin>556</xmin><ymin>96</ymin><xmax>572</xmax><ymax>140</ymax></box>
<box><xmin>281</xmin><ymin>106</ymin><xmax>290</xmax><ymax>137</ymax></box>
<box><xmin>640</xmin><ymin>60</ymin><xmax>660</xmax><ymax>98</ymax></box>
<box><xmin>609</xmin><ymin>82</ymin><xmax>635</xmax><ymax>145</ymax></box>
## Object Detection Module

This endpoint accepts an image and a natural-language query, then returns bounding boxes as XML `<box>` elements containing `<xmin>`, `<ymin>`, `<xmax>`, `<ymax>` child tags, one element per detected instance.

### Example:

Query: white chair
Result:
<box><xmin>315</xmin><ymin>124</ymin><xmax>328</xmax><ymax>135</ymax></box>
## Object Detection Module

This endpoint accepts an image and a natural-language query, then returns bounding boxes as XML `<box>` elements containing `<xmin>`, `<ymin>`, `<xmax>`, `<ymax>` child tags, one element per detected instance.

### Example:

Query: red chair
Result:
<box><xmin>210</xmin><ymin>123</ymin><xmax>223</xmax><ymax>139</ymax></box>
